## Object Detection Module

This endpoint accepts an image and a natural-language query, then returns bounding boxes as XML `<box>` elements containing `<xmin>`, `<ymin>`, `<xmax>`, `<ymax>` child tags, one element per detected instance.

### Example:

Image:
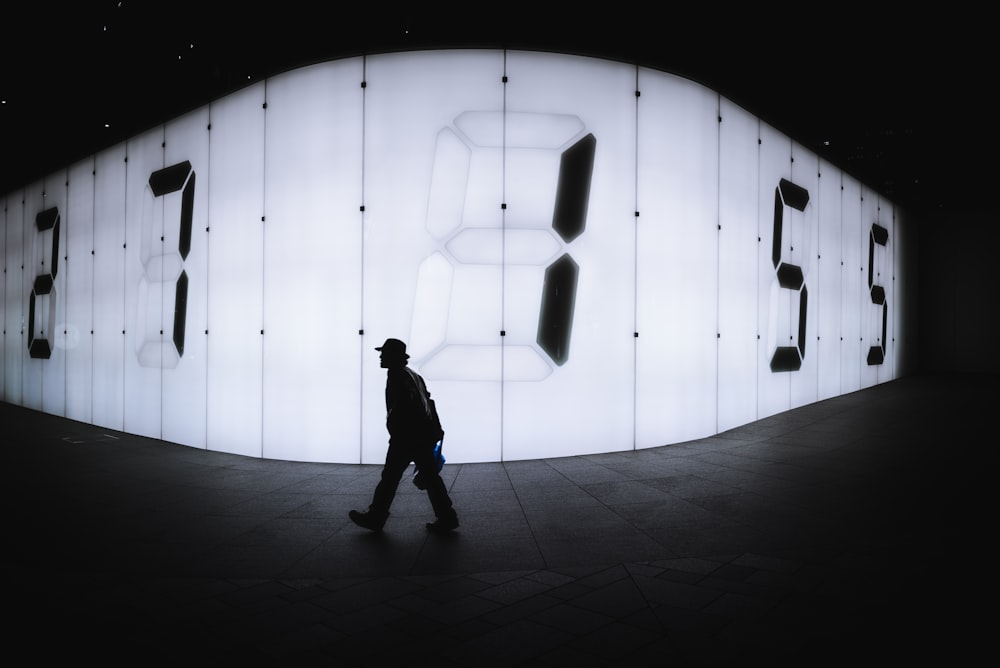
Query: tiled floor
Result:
<box><xmin>6</xmin><ymin>373</ymin><xmax>989</xmax><ymax>666</ymax></box>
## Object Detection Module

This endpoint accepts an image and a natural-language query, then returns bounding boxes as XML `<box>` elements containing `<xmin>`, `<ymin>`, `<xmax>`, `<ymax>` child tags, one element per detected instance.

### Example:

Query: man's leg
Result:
<box><xmin>350</xmin><ymin>443</ymin><xmax>409</xmax><ymax>531</ymax></box>
<box><xmin>370</xmin><ymin>443</ymin><xmax>411</xmax><ymax>517</ymax></box>
<box><xmin>425</xmin><ymin>476</ymin><xmax>458</xmax><ymax>524</ymax></box>
<box><xmin>414</xmin><ymin>446</ymin><xmax>458</xmax><ymax>531</ymax></box>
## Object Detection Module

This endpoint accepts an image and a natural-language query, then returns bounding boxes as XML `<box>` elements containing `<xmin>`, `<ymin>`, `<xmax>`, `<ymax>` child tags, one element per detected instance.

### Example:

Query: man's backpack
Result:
<box><xmin>405</xmin><ymin>367</ymin><xmax>446</xmax><ymax>489</ymax></box>
<box><xmin>405</xmin><ymin>367</ymin><xmax>444</xmax><ymax>443</ymax></box>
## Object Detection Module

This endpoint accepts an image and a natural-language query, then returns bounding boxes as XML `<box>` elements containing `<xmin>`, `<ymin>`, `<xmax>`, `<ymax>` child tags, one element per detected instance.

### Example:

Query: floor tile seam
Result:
<box><xmin>553</xmin><ymin>458</ymin><xmax>714</xmax><ymax>529</ymax></box>
<box><xmin>682</xmin><ymin>468</ymin><xmax>845</xmax><ymax>500</ymax></box>
<box><xmin>495</xmin><ymin>460</ymin><xmax>552</xmax><ymax>572</ymax></box>
<box><xmin>652</xmin><ymin>496</ymin><xmax>817</xmax><ymax>540</ymax></box>
<box><xmin>271</xmin><ymin>528</ymin><xmax>357</xmax><ymax>581</ymax></box>
<box><xmin>694</xmin><ymin>442</ymin><xmax>863</xmax><ymax>470</ymax></box>
<box><xmin>595</xmin><ymin>497</ymin><xmax>707</xmax><ymax>547</ymax></box>
<box><xmin>686</xmin><ymin>443</ymin><xmax>860</xmax><ymax>473</ymax></box>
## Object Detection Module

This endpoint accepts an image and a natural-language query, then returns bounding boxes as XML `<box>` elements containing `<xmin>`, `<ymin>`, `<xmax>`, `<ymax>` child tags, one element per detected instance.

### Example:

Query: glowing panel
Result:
<box><xmin>717</xmin><ymin>98</ymin><xmax>760</xmax><ymax>432</ymax></box>
<box><xmin>0</xmin><ymin>49</ymin><xmax>913</xmax><ymax>464</ymax></box>
<box><xmin>879</xmin><ymin>204</ymin><xmax>895</xmax><ymax>382</ymax></box>
<box><xmin>91</xmin><ymin>143</ymin><xmax>127</xmax><ymax>430</ymax></box>
<box><xmin>756</xmin><ymin>124</ymin><xmax>796</xmax><ymax>419</ymax></box>
<box><xmin>858</xmin><ymin>187</ymin><xmax>881</xmax><ymax>389</ymax></box>
<box><xmin>0</xmin><ymin>203</ymin><xmax>3</xmax><ymax>398</ymax></box>
<box><xmin>27</xmin><ymin>204</ymin><xmax>59</xmax><ymax>363</ymax></box>
<box><xmin>20</xmin><ymin>186</ymin><xmax>44</xmax><ymax>409</ymax></box>
<box><xmin>502</xmin><ymin>51</ymin><xmax>635</xmax><ymax>460</ymax></box>
<box><xmin>65</xmin><ymin>159</ymin><xmax>95</xmax><ymax>423</ymax></box>
<box><xmin>893</xmin><ymin>207</ymin><xmax>910</xmax><ymax>374</ymax></box>
<box><xmin>19</xmin><ymin>181</ymin><xmax>44</xmax><ymax>411</ymax></box>
<box><xmin>0</xmin><ymin>201</ymin><xmax>4</xmax><ymax>400</ymax></box>
<box><xmin>0</xmin><ymin>199</ymin><xmax>6</xmax><ymax>400</ymax></box>
<box><xmin>789</xmin><ymin>143</ymin><xmax>819</xmax><ymax>409</ymax></box>
<box><xmin>20</xmin><ymin>181</ymin><xmax>47</xmax><ymax>411</ymax></box>
<box><xmin>39</xmin><ymin>174</ymin><xmax>68</xmax><ymax>417</ymax></box>
<box><xmin>261</xmin><ymin>60</ymin><xmax>364</xmax><ymax>463</ymax></box>
<box><xmin>123</xmin><ymin>127</ymin><xmax>166</xmax><ymax>439</ymax></box>
<box><xmin>3</xmin><ymin>193</ymin><xmax>24</xmax><ymax>403</ymax></box>
<box><xmin>816</xmin><ymin>159</ymin><xmax>843</xmax><ymax>400</ymax></box>
<box><xmin>635</xmin><ymin>69</ymin><xmax>719</xmax><ymax>447</ymax></box>
<box><xmin>160</xmin><ymin>108</ymin><xmax>209</xmax><ymax>449</ymax></box>
<box><xmin>362</xmin><ymin>50</ymin><xmax>505</xmax><ymax>464</ymax></box>
<box><xmin>205</xmin><ymin>82</ymin><xmax>265</xmax><ymax>458</ymax></box>
<box><xmin>840</xmin><ymin>178</ymin><xmax>863</xmax><ymax>393</ymax></box>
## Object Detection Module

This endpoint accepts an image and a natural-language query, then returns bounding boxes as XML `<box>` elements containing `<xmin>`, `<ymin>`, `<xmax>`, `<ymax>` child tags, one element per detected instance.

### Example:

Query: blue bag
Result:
<box><xmin>412</xmin><ymin>439</ymin><xmax>445</xmax><ymax>489</ymax></box>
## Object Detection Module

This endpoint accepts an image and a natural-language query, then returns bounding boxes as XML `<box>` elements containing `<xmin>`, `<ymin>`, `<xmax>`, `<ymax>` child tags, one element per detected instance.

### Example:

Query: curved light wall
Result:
<box><xmin>0</xmin><ymin>50</ymin><xmax>912</xmax><ymax>463</ymax></box>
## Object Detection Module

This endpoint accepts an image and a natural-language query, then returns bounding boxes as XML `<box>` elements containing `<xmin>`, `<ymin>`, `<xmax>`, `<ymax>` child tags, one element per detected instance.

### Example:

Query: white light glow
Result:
<box><xmin>0</xmin><ymin>50</ymin><xmax>909</xmax><ymax>464</ymax></box>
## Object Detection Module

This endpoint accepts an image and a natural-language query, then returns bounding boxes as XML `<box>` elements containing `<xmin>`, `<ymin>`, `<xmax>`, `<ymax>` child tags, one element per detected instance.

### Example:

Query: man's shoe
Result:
<box><xmin>349</xmin><ymin>509</ymin><xmax>387</xmax><ymax>532</ymax></box>
<box><xmin>426</xmin><ymin>515</ymin><xmax>459</xmax><ymax>533</ymax></box>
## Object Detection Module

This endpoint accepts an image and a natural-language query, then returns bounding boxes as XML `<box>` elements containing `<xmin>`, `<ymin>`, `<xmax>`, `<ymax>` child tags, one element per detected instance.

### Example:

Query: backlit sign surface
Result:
<box><xmin>0</xmin><ymin>50</ymin><xmax>911</xmax><ymax>463</ymax></box>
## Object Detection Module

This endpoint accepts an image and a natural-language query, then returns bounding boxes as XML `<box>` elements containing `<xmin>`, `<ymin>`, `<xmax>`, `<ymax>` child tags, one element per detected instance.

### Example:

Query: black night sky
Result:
<box><xmin>1</xmin><ymin>2</ymin><xmax>993</xmax><ymax>214</ymax></box>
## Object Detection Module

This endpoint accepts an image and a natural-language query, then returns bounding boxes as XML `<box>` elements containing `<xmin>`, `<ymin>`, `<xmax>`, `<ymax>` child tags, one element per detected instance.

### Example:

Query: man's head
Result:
<box><xmin>375</xmin><ymin>338</ymin><xmax>409</xmax><ymax>368</ymax></box>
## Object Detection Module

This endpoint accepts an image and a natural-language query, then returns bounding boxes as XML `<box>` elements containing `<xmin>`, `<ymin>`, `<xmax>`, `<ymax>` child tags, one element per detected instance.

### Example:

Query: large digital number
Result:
<box><xmin>866</xmin><ymin>222</ymin><xmax>889</xmax><ymax>365</ymax></box>
<box><xmin>27</xmin><ymin>207</ymin><xmax>60</xmax><ymax>359</ymax></box>
<box><xmin>768</xmin><ymin>178</ymin><xmax>810</xmax><ymax>372</ymax></box>
<box><xmin>136</xmin><ymin>160</ymin><xmax>194</xmax><ymax>369</ymax></box>
<box><xmin>410</xmin><ymin>111</ymin><xmax>594</xmax><ymax>380</ymax></box>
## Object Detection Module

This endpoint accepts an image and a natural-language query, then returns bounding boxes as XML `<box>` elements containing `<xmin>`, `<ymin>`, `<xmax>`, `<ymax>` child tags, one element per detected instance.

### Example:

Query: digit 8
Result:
<box><xmin>409</xmin><ymin>111</ymin><xmax>594</xmax><ymax>380</ymax></box>
<box><xmin>27</xmin><ymin>207</ymin><xmax>60</xmax><ymax>359</ymax></box>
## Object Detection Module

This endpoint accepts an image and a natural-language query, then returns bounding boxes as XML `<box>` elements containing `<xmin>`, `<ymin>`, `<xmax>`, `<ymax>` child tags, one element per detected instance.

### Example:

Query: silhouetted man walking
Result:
<box><xmin>349</xmin><ymin>338</ymin><xmax>459</xmax><ymax>533</ymax></box>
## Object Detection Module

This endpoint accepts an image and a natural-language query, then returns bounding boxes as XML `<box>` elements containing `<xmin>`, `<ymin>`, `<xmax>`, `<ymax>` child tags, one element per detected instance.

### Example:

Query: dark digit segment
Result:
<box><xmin>537</xmin><ymin>253</ymin><xmax>579</xmax><ymax>366</ymax></box>
<box><xmin>552</xmin><ymin>133</ymin><xmax>595</xmax><ymax>243</ymax></box>
<box><xmin>27</xmin><ymin>207</ymin><xmax>60</xmax><ymax>359</ymax></box>
<box><xmin>144</xmin><ymin>160</ymin><xmax>194</xmax><ymax>365</ymax></box>
<box><xmin>148</xmin><ymin>160</ymin><xmax>195</xmax><ymax>260</ymax></box>
<box><xmin>770</xmin><ymin>288</ymin><xmax>809</xmax><ymax>372</ymax></box>
<box><xmin>769</xmin><ymin>178</ymin><xmax>809</xmax><ymax>372</ymax></box>
<box><xmin>536</xmin><ymin>133</ymin><xmax>595</xmax><ymax>366</ymax></box>
<box><xmin>866</xmin><ymin>223</ymin><xmax>889</xmax><ymax>365</ymax></box>
<box><xmin>173</xmin><ymin>270</ymin><xmax>189</xmax><ymax>357</ymax></box>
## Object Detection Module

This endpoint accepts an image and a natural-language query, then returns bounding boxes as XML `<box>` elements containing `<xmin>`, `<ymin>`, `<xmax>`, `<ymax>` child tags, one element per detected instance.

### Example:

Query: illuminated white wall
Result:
<box><xmin>0</xmin><ymin>50</ymin><xmax>913</xmax><ymax>463</ymax></box>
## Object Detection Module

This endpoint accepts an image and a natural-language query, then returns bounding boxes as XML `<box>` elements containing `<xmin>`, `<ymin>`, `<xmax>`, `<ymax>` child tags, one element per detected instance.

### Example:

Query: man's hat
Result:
<box><xmin>375</xmin><ymin>338</ymin><xmax>409</xmax><ymax>359</ymax></box>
